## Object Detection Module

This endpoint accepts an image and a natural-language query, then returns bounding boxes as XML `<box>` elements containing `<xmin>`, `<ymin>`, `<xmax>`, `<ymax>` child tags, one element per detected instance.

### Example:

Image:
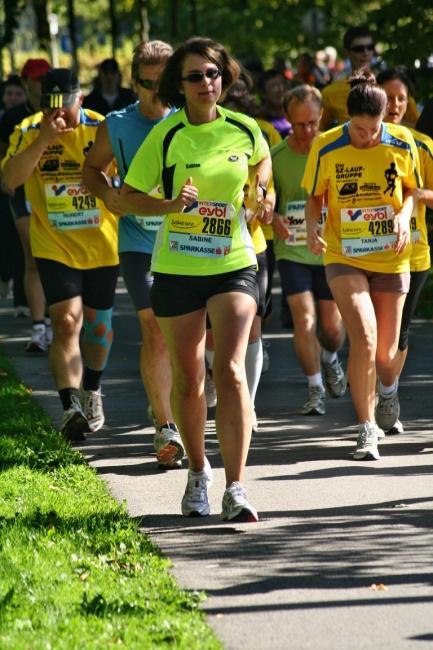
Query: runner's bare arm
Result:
<box><xmin>2</xmin><ymin>112</ymin><xmax>65</xmax><ymax>193</ymax></box>
<box><xmin>408</xmin><ymin>187</ymin><xmax>433</xmax><ymax>210</ymax></box>
<box><xmin>82</xmin><ymin>121</ymin><xmax>122</xmax><ymax>216</ymax></box>
<box><xmin>393</xmin><ymin>189</ymin><xmax>415</xmax><ymax>254</ymax></box>
<box><xmin>305</xmin><ymin>194</ymin><xmax>327</xmax><ymax>255</ymax></box>
<box><xmin>119</xmin><ymin>177</ymin><xmax>198</xmax><ymax>216</ymax></box>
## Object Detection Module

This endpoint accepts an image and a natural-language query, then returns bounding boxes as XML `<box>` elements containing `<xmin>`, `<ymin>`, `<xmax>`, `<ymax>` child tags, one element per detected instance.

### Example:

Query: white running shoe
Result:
<box><xmin>154</xmin><ymin>422</ymin><xmax>184</xmax><ymax>469</ymax></box>
<box><xmin>61</xmin><ymin>394</ymin><xmax>88</xmax><ymax>442</ymax></box>
<box><xmin>205</xmin><ymin>369</ymin><xmax>217</xmax><ymax>408</ymax></box>
<box><xmin>322</xmin><ymin>356</ymin><xmax>347</xmax><ymax>398</ymax></box>
<box><xmin>82</xmin><ymin>388</ymin><xmax>105</xmax><ymax>432</ymax></box>
<box><xmin>14</xmin><ymin>305</ymin><xmax>30</xmax><ymax>318</ymax></box>
<box><xmin>353</xmin><ymin>422</ymin><xmax>381</xmax><ymax>460</ymax></box>
<box><xmin>221</xmin><ymin>481</ymin><xmax>258</xmax><ymax>522</ymax></box>
<box><xmin>375</xmin><ymin>390</ymin><xmax>400</xmax><ymax>431</ymax></box>
<box><xmin>25</xmin><ymin>324</ymin><xmax>48</xmax><ymax>354</ymax></box>
<box><xmin>181</xmin><ymin>458</ymin><xmax>213</xmax><ymax>517</ymax></box>
<box><xmin>302</xmin><ymin>386</ymin><xmax>326</xmax><ymax>415</ymax></box>
<box><xmin>387</xmin><ymin>419</ymin><xmax>404</xmax><ymax>435</ymax></box>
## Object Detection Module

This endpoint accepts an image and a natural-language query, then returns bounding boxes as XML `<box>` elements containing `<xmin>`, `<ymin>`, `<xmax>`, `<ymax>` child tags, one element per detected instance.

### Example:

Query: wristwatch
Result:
<box><xmin>258</xmin><ymin>183</ymin><xmax>267</xmax><ymax>199</ymax></box>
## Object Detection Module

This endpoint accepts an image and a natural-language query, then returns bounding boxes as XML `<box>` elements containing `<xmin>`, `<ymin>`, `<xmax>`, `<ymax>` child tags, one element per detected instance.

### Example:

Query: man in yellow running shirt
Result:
<box><xmin>321</xmin><ymin>26</ymin><xmax>418</xmax><ymax>131</ymax></box>
<box><xmin>2</xmin><ymin>69</ymin><xmax>119</xmax><ymax>442</ymax></box>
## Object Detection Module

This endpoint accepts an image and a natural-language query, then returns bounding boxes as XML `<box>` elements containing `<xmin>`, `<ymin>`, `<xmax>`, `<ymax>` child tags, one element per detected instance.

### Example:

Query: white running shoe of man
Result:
<box><xmin>61</xmin><ymin>394</ymin><xmax>88</xmax><ymax>442</ymax></box>
<box><xmin>322</xmin><ymin>356</ymin><xmax>347</xmax><ymax>398</ymax></box>
<box><xmin>25</xmin><ymin>324</ymin><xmax>49</xmax><ymax>354</ymax></box>
<box><xmin>81</xmin><ymin>388</ymin><xmax>105</xmax><ymax>432</ymax></box>
<box><xmin>375</xmin><ymin>390</ymin><xmax>400</xmax><ymax>432</ymax></box>
<box><xmin>302</xmin><ymin>386</ymin><xmax>326</xmax><ymax>415</ymax></box>
<box><xmin>154</xmin><ymin>422</ymin><xmax>184</xmax><ymax>469</ymax></box>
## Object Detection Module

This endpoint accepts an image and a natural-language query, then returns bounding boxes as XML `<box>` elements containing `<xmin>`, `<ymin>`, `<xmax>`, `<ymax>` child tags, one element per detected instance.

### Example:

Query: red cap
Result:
<box><xmin>21</xmin><ymin>59</ymin><xmax>51</xmax><ymax>80</ymax></box>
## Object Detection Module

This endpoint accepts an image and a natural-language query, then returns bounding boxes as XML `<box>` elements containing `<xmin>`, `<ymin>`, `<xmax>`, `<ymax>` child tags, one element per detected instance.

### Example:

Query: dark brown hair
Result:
<box><xmin>157</xmin><ymin>37</ymin><xmax>240</xmax><ymax>108</ymax></box>
<box><xmin>347</xmin><ymin>69</ymin><xmax>387</xmax><ymax>117</ymax></box>
<box><xmin>376</xmin><ymin>68</ymin><xmax>415</xmax><ymax>98</ymax></box>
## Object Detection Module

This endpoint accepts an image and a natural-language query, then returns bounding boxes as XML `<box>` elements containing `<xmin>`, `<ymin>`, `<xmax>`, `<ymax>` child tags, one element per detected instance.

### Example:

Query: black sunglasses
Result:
<box><xmin>350</xmin><ymin>44</ymin><xmax>375</xmax><ymax>53</ymax></box>
<box><xmin>136</xmin><ymin>78</ymin><xmax>158</xmax><ymax>90</ymax></box>
<box><xmin>181</xmin><ymin>68</ymin><xmax>221</xmax><ymax>83</ymax></box>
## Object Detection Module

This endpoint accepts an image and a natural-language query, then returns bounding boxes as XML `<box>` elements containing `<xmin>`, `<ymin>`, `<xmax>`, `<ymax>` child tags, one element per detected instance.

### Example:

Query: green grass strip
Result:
<box><xmin>0</xmin><ymin>351</ymin><xmax>222</xmax><ymax>649</ymax></box>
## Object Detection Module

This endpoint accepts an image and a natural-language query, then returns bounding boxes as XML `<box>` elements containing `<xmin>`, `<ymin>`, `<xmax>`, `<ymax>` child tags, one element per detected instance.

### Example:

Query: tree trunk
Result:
<box><xmin>109</xmin><ymin>0</ymin><xmax>117</xmax><ymax>58</ymax></box>
<box><xmin>137</xmin><ymin>0</ymin><xmax>150</xmax><ymax>42</ymax></box>
<box><xmin>67</xmin><ymin>0</ymin><xmax>79</xmax><ymax>72</ymax></box>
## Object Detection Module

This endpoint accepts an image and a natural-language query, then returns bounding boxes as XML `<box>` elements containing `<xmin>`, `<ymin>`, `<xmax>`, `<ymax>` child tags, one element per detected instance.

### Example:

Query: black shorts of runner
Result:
<box><xmin>35</xmin><ymin>258</ymin><xmax>119</xmax><ymax>308</ymax></box>
<box><xmin>8</xmin><ymin>186</ymin><xmax>31</xmax><ymax>220</ymax></box>
<box><xmin>398</xmin><ymin>269</ymin><xmax>429</xmax><ymax>351</ymax></box>
<box><xmin>151</xmin><ymin>265</ymin><xmax>259</xmax><ymax>318</ymax></box>
<box><xmin>278</xmin><ymin>259</ymin><xmax>333</xmax><ymax>300</ymax></box>
<box><xmin>120</xmin><ymin>251</ymin><xmax>153</xmax><ymax>311</ymax></box>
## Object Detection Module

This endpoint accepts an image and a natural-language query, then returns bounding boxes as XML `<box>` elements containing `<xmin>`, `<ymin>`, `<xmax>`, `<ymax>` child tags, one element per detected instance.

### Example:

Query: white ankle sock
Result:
<box><xmin>321</xmin><ymin>348</ymin><xmax>337</xmax><ymax>364</ymax></box>
<box><xmin>307</xmin><ymin>372</ymin><xmax>324</xmax><ymax>390</ymax></box>
<box><xmin>379</xmin><ymin>380</ymin><xmax>398</xmax><ymax>396</ymax></box>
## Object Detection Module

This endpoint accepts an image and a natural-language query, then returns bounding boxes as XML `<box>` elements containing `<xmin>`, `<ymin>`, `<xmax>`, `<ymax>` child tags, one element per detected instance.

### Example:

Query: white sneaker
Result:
<box><xmin>81</xmin><ymin>388</ymin><xmax>105</xmax><ymax>432</ymax></box>
<box><xmin>353</xmin><ymin>422</ymin><xmax>381</xmax><ymax>460</ymax></box>
<box><xmin>375</xmin><ymin>390</ymin><xmax>400</xmax><ymax>431</ymax></box>
<box><xmin>387</xmin><ymin>419</ymin><xmax>404</xmax><ymax>435</ymax></box>
<box><xmin>181</xmin><ymin>458</ymin><xmax>213</xmax><ymax>517</ymax></box>
<box><xmin>61</xmin><ymin>394</ymin><xmax>88</xmax><ymax>442</ymax></box>
<box><xmin>302</xmin><ymin>386</ymin><xmax>326</xmax><ymax>415</ymax></box>
<box><xmin>322</xmin><ymin>355</ymin><xmax>347</xmax><ymax>398</ymax></box>
<box><xmin>14</xmin><ymin>305</ymin><xmax>30</xmax><ymax>318</ymax></box>
<box><xmin>205</xmin><ymin>369</ymin><xmax>217</xmax><ymax>408</ymax></box>
<box><xmin>221</xmin><ymin>481</ymin><xmax>258</xmax><ymax>522</ymax></box>
<box><xmin>154</xmin><ymin>423</ymin><xmax>184</xmax><ymax>469</ymax></box>
<box><xmin>25</xmin><ymin>324</ymin><xmax>48</xmax><ymax>354</ymax></box>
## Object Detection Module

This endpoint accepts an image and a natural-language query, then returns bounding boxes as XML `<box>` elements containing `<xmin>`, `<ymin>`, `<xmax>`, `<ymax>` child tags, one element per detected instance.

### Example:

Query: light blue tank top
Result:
<box><xmin>106</xmin><ymin>102</ymin><xmax>174</xmax><ymax>253</ymax></box>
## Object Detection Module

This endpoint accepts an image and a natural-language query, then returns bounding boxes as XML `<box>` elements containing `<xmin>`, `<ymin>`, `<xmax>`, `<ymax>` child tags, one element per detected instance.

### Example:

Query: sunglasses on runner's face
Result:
<box><xmin>350</xmin><ymin>44</ymin><xmax>375</xmax><ymax>53</ymax></box>
<box><xmin>181</xmin><ymin>68</ymin><xmax>221</xmax><ymax>83</ymax></box>
<box><xmin>136</xmin><ymin>78</ymin><xmax>158</xmax><ymax>90</ymax></box>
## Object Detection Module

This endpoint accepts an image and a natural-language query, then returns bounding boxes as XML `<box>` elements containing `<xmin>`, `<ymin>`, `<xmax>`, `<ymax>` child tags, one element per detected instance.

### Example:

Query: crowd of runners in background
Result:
<box><xmin>1</xmin><ymin>25</ymin><xmax>432</xmax><ymax>522</ymax></box>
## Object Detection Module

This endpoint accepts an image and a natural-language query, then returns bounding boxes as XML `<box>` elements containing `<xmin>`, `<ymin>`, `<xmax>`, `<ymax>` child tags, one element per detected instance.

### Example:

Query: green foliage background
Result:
<box><xmin>1</xmin><ymin>0</ymin><xmax>433</xmax><ymax>96</ymax></box>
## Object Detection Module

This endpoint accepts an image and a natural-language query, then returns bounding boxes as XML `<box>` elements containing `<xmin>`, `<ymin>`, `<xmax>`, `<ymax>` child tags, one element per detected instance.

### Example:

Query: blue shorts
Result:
<box><xmin>278</xmin><ymin>259</ymin><xmax>333</xmax><ymax>300</ymax></box>
<box><xmin>120</xmin><ymin>251</ymin><xmax>153</xmax><ymax>311</ymax></box>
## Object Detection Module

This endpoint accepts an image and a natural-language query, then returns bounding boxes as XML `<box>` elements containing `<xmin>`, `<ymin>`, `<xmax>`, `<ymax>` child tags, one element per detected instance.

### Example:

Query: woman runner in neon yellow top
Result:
<box><xmin>120</xmin><ymin>37</ymin><xmax>271</xmax><ymax>522</ymax></box>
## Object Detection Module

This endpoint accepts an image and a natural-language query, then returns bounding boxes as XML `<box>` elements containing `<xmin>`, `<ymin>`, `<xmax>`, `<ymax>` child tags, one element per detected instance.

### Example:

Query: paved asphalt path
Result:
<box><xmin>1</xmin><ymin>283</ymin><xmax>433</xmax><ymax>650</ymax></box>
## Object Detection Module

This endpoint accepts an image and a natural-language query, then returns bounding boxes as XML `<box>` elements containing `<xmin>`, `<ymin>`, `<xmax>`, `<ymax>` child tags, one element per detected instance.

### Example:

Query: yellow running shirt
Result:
<box><xmin>321</xmin><ymin>79</ymin><xmax>419</xmax><ymax>131</ymax></box>
<box><xmin>408</xmin><ymin>127</ymin><xmax>433</xmax><ymax>272</ymax></box>
<box><xmin>2</xmin><ymin>109</ymin><xmax>119</xmax><ymax>269</ymax></box>
<box><xmin>125</xmin><ymin>106</ymin><xmax>269</xmax><ymax>276</ymax></box>
<box><xmin>302</xmin><ymin>122</ymin><xmax>421</xmax><ymax>273</ymax></box>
